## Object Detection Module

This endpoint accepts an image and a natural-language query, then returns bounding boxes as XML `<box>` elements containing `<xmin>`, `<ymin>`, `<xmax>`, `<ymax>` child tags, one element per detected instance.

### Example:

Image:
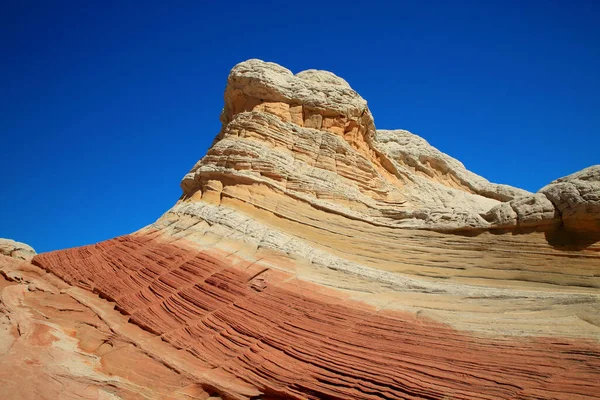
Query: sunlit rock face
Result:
<box><xmin>3</xmin><ymin>60</ymin><xmax>600</xmax><ymax>400</ymax></box>
<box><xmin>540</xmin><ymin>165</ymin><xmax>600</xmax><ymax>233</ymax></box>
<box><xmin>483</xmin><ymin>165</ymin><xmax>600</xmax><ymax>235</ymax></box>
<box><xmin>0</xmin><ymin>238</ymin><xmax>35</xmax><ymax>261</ymax></box>
<box><xmin>181</xmin><ymin>59</ymin><xmax>533</xmax><ymax>232</ymax></box>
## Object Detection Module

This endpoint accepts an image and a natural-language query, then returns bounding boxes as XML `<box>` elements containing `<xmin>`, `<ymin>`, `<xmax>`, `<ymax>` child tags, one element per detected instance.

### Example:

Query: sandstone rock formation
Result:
<box><xmin>30</xmin><ymin>233</ymin><xmax>600</xmax><ymax>399</ymax></box>
<box><xmin>182</xmin><ymin>59</ymin><xmax>531</xmax><ymax>231</ymax></box>
<box><xmin>2</xmin><ymin>59</ymin><xmax>600</xmax><ymax>399</ymax></box>
<box><xmin>0</xmin><ymin>253</ymin><xmax>222</xmax><ymax>399</ymax></box>
<box><xmin>484</xmin><ymin>165</ymin><xmax>600</xmax><ymax>234</ymax></box>
<box><xmin>541</xmin><ymin>165</ymin><xmax>600</xmax><ymax>233</ymax></box>
<box><xmin>0</xmin><ymin>238</ymin><xmax>36</xmax><ymax>261</ymax></box>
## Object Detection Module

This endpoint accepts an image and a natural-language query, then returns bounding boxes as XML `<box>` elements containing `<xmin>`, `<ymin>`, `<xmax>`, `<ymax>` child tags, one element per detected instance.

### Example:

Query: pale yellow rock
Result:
<box><xmin>541</xmin><ymin>165</ymin><xmax>600</xmax><ymax>233</ymax></box>
<box><xmin>485</xmin><ymin>165</ymin><xmax>600</xmax><ymax>233</ymax></box>
<box><xmin>0</xmin><ymin>239</ymin><xmax>36</xmax><ymax>261</ymax></box>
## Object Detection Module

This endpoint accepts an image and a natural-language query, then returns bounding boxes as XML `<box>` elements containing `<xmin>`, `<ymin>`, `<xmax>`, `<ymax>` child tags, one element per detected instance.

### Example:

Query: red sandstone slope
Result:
<box><xmin>32</xmin><ymin>232</ymin><xmax>600</xmax><ymax>400</ymax></box>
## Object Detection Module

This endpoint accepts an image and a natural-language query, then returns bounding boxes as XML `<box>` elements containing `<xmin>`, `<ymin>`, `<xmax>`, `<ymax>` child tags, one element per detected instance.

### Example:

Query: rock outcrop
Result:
<box><xmin>31</xmin><ymin>233</ymin><xmax>600</xmax><ymax>399</ymax></box>
<box><xmin>2</xmin><ymin>59</ymin><xmax>600</xmax><ymax>399</ymax></box>
<box><xmin>541</xmin><ymin>165</ymin><xmax>600</xmax><ymax>233</ymax></box>
<box><xmin>0</xmin><ymin>239</ymin><xmax>36</xmax><ymax>261</ymax></box>
<box><xmin>182</xmin><ymin>59</ymin><xmax>532</xmax><ymax>231</ymax></box>
<box><xmin>484</xmin><ymin>165</ymin><xmax>600</xmax><ymax>234</ymax></box>
<box><xmin>0</xmin><ymin>254</ymin><xmax>206</xmax><ymax>400</ymax></box>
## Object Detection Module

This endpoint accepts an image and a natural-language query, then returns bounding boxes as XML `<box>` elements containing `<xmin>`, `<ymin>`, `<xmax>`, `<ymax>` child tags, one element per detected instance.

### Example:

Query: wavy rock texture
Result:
<box><xmin>0</xmin><ymin>254</ymin><xmax>217</xmax><ymax>400</ymax></box>
<box><xmin>31</xmin><ymin>233</ymin><xmax>600</xmax><ymax>399</ymax></box>
<box><xmin>4</xmin><ymin>59</ymin><xmax>600</xmax><ymax>399</ymax></box>
<box><xmin>182</xmin><ymin>59</ymin><xmax>532</xmax><ymax>231</ymax></box>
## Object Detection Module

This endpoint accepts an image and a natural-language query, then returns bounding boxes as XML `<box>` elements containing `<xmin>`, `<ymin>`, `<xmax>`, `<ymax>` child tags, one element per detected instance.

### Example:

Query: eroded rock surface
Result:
<box><xmin>0</xmin><ymin>255</ymin><xmax>218</xmax><ymax>400</ymax></box>
<box><xmin>182</xmin><ymin>59</ymin><xmax>536</xmax><ymax>231</ymax></box>
<box><xmin>3</xmin><ymin>59</ymin><xmax>600</xmax><ymax>399</ymax></box>
<box><xmin>484</xmin><ymin>165</ymin><xmax>600</xmax><ymax>234</ymax></box>
<box><xmin>541</xmin><ymin>165</ymin><xmax>600</xmax><ymax>233</ymax></box>
<box><xmin>0</xmin><ymin>238</ymin><xmax>36</xmax><ymax>261</ymax></box>
<box><xmin>31</xmin><ymin>232</ymin><xmax>600</xmax><ymax>399</ymax></box>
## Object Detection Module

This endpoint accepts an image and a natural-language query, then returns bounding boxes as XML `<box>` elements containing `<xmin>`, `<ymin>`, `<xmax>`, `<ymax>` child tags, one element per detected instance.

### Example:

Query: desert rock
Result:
<box><xmin>541</xmin><ymin>165</ymin><xmax>600</xmax><ymax>233</ymax></box>
<box><xmin>182</xmin><ymin>59</ymin><xmax>533</xmax><ymax>232</ymax></box>
<box><xmin>2</xmin><ymin>60</ymin><xmax>600</xmax><ymax>399</ymax></box>
<box><xmin>484</xmin><ymin>165</ymin><xmax>600</xmax><ymax>233</ymax></box>
<box><xmin>30</xmin><ymin>232</ymin><xmax>600</xmax><ymax>399</ymax></box>
<box><xmin>0</xmin><ymin>239</ymin><xmax>36</xmax><ymax>261</ymax></box>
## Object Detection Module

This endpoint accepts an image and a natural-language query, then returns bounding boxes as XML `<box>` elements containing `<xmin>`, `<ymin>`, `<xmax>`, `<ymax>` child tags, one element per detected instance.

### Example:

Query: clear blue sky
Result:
<box><xmin>1</xmin><ymin>1</ymin><xmax>598</xmax><ymax>253</ymax></box>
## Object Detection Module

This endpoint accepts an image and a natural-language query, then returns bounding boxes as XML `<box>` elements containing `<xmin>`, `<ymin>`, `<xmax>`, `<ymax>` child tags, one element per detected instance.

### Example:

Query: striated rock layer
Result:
<box><xmin>0</xmin><ymin>254</ymin><xmax>210</xmax><ymax>400</ymax></box>
<box><xmin>181</xmin><ymin>59</ymin><xmax>534</xmax><ymax>232</ymax></box>
<box><xmin>4</xmin><ymin>59</ymin><xmax>600</xmax><ymax>399</ymax></box>
<box><xmin>32</xmin><ymin>232</ymin><xmax>600</xmax><ymax>399</ymax></box>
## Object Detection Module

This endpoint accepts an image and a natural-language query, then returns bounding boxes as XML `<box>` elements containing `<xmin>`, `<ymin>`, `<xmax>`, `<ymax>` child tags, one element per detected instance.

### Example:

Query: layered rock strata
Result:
<box><xmin>3</xmin><ymin>59</ymin><xmax>600</xmax><ymax>399</ymax></box>
<box><xmin>0</xmin><ymin>254</ymin><xmax>211</xmax><ymax>400</ymax></box>
<box><xmin>31</xmin><ymin>232</ymin><xmax>600</xmax><ymax>399</ymax></box>
<box><xmin>484</xmin><ymin>165</ymin><xmax>600</xmax><ymax>234</ymax></box>
<box><xmin>181</xmin><ymin>59</ymin><xmax>532</xmax><ymax>231</ymax></box>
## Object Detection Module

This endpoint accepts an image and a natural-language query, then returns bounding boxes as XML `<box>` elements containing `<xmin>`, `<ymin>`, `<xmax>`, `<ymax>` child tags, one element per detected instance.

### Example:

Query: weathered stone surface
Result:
<box><xmin>483</xmin><ymin>193</ymin><xmax>559</xmax><ymax>230</ymax></box>
<box><xmin>182</xmin><ymin>59</ymin><xmax>532</xmax><ymax>232</ymax></box>
<box><xmin>3</xmin><ymin>59</ymin><xmax>600</xmax><ymax>399</ymax></box>
<box><xmin>219</xmin><ymin>59</ymin><xmax>369</xmax><ymax>127</ymax></box>
<box><xmin>374</xmin><ymin>129</ymin><xmax>530</xmax><ymax>202</ymax></box>
<box><xmin>31</xmin><ymin>232</ymin><xmax>600</xmax><ymax>399</ymax></box>
<box><xmin>484</xmin><ymin>166</ymin><xmax>600</xmax><ymax>233</ymax></box>
<box><xmin>0</xmin><ymin>239</ymin><xmax>36</xmax><ymax>261</ymax></box>
<box><xmin>0</xmin><ymin>254</ymin><xmax>216</xmax><ymax>400</ymax></box>
<box><xmin>541</xmin><ymin>165</ymin><xmax>600</xmax><ymax>233</ymax></box>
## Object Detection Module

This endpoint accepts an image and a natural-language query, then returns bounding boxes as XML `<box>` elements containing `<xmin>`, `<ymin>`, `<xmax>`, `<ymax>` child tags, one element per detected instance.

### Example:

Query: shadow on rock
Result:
<box><xmin>545</xmin><ymin>227</ymin><xmax>600</xmax><ymax>250</ymax></box>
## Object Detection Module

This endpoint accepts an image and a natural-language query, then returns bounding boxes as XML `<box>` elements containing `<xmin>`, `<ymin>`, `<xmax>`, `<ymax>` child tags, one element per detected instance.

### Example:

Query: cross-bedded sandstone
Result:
<box><xmin>3</xmin><ymin>59</ymin><xmax>600</xmax><ymax>399</ymax></box>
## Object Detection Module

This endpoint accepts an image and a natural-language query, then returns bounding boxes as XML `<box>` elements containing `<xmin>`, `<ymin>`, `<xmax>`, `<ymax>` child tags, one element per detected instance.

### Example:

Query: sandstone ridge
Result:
<box><xmin>2</xmin><ymin>60</ymin><xmax>599</xmax><ymax>399</ymax></box>
<box><xmin>182</xmin><ymin>59</ymin><xmax>541</xmax><ymax>232</ymax></box>
<box><xmin>182</xmin><ymin>59</ymin><xmax>598</xmax><ymax>235</ymax></box>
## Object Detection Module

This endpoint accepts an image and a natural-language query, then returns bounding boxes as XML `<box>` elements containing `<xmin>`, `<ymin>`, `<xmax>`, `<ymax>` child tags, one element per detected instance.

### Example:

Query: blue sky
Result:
<box><xmin>1</xmin><ymin>1</ymin><xmax>598</xmax><ymax>253</ymax></box>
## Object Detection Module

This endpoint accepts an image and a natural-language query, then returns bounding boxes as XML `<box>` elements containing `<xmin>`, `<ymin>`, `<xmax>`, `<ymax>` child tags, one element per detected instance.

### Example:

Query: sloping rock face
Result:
<box><xmin>0</xmin><ymin>238</ymin><xmax>36</xmax><ymax>261</ymax></box>
<box><xmin>0</xmin><ymin>254</ymin><xmax>207</xmax><ymax>400</ymax></box>
<box><xmin>181</xmin><ymin>59</ymin><xmax>530</xmax><ymax>231</ymax></box>
<box><xmin>30</xmin><ymin>233</ymin><xmax>600</xmax><ymax>399</ymax></box>
<box><xmin>4</xmin><ymin>60</ymin><xmax>600</xmax><ymax>399</ymax></box>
